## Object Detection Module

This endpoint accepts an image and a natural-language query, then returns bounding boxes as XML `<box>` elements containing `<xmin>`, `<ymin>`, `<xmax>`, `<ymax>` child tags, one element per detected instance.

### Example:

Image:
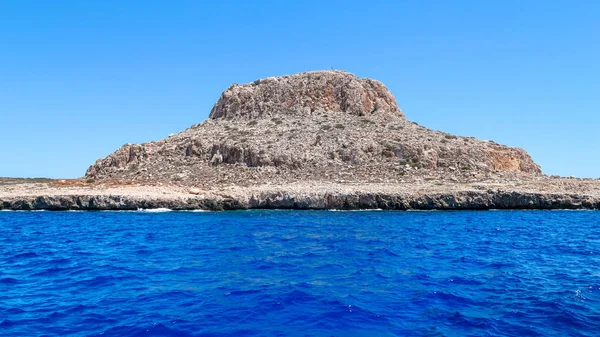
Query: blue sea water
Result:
<box><xmin>1</xmin><ymin>210</ymin><xmax>600</xmax><ymax>336</ymax></box>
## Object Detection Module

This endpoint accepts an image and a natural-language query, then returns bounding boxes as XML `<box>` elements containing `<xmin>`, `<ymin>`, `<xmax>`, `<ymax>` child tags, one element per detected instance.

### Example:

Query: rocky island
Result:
<box><xmin>2</xmin><ymin>71</ymin><xmax>599</xmax><ymax>210</ymax></box>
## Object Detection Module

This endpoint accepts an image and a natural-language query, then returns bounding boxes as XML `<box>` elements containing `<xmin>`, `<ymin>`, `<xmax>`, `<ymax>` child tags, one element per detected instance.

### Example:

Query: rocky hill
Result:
<box><xmin>85</xmin><ymin>70</ymin><xmax>541</xmax><ymax>186</ymax></box>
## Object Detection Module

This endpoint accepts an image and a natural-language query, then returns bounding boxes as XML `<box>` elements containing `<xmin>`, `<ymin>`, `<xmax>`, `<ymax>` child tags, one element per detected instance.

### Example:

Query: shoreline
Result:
<box><xmin>1</xmin><ymin>182</ymin><xmax>598</xmax><ymax>211</ymax></box>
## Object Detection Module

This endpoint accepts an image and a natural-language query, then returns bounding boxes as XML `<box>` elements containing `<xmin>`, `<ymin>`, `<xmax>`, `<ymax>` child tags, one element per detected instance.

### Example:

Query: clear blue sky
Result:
<box><xmin>1</xmin><ymin>0</ymin><xmax>598</xmax><ymax>178</ymax></box>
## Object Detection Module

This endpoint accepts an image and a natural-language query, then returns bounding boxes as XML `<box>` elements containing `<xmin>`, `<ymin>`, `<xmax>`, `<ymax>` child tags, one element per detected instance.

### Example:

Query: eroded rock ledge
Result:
<box><xmin>1</xmin><ymin>190</ymin><xmax>598</xmax><ymax>211</ymax></box>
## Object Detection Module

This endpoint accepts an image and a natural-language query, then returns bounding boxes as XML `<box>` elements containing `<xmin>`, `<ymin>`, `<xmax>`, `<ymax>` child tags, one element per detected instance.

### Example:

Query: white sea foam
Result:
<box><xmin>243</xmin><ymin>209</ymin><xmax>294</xmax><ymax>212</ymax></box>
<box><xmin>549</xmin><ymin>209</ymin><xmax>594</xmax><ymax>211</ymax></box>
<box><xmin>137</xmin><ymin>208</ymin><xmax>173</xmax><ymax>212</ymax></box>
<box><xmin>328</xmin><ymin>208</ymin><xmax>383</xmax><ymax>212</ymax></box>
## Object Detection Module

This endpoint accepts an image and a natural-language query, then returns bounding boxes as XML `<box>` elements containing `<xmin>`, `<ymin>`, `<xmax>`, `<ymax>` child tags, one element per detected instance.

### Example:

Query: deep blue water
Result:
<box><xmin>1</xmin><ymin>210</ymin><xmax>600</xmax><ymax>336</ymax></box>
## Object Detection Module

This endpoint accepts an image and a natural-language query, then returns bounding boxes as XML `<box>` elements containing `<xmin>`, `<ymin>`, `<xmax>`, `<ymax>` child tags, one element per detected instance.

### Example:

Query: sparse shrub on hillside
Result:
<box><xmin>313</xmin><ymin>135</ymin><xmax>322</xmax><ymax>146</ymax></box>
<box><xmin>85</xmin><ymin>71</ymin><xmax>542</xmax><ymax>184</ymax></box>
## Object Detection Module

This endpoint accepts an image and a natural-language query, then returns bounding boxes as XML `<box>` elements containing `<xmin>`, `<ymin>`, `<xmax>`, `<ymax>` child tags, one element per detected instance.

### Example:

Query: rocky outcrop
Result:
<box><xmin>209</xmin><ymin>71</ymin><xmax>403</xmax><ymax>120</ymax></box>
<box><xmin>1</xmin><ymin>190</ymin><xmax>597</xmax><ymax>211</ymax></box>
<box><xmin>85</xmin><ymin>70</ymin><xmax>541</xmax><ymax>185</ymax></box>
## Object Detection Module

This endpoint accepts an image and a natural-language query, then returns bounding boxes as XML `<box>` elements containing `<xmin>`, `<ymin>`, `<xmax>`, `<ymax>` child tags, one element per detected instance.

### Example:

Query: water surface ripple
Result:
<box><xmin>1</xmin><ymin>210</ymin><xmax>599</xmax><ymax>336</ymax></box>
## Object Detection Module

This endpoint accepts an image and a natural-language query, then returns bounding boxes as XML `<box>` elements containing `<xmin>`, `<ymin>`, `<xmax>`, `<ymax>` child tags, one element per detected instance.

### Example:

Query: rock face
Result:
<box><xmin>1</xmin><ymin>190</ymin><xmax>598</xmax><ymax>211</ymax></box>
<box><xmin>85</xmin><ymin>70</ymin><xmax>541</xmax><ymax>185</ymax></box>
<box><xmin>209</xmin><ymin>71</ymin><xmax>403</xmax><ymax>120</ymax></box>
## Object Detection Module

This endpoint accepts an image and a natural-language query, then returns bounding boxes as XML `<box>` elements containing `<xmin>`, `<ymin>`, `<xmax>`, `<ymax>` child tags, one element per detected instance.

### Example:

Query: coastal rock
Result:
<box><xmin>209</xmin><ymin>70</ymin><xmax>403</xmax><ymax>120</ymax></box>
<box><xmin>189</xmin><ymin>187</ymin><xmax>201</xmax><ymax>195</ymax></box>
<box><xmin>1</xmin><ymin>190</ymin><xmax>597</xmax><ymax>211</ymax></box>
<box><xmin>85</xmin><ymin>70</ymin><xmax>542</xmax><ymax>185</ymax></box>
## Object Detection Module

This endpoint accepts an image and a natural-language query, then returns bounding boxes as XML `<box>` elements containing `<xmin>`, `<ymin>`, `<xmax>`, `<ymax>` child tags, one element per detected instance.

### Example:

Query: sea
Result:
<box><xmin>1</xmin><ymin>210</ymin><xmax>599</xmax><ymax>336</ymax></box>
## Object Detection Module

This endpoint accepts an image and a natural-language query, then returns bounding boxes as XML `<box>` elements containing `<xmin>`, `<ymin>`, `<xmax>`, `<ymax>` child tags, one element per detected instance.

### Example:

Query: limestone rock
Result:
<box><xmin>1</xmin><ymin>189</ymin><xmax>598</xmax><ymax>211</ymax></box>
<box><xmin>209</xmin><ymin>70</ymin><xmax>403</xmax><ymax>120</ymax></box>
<box><xmin>85</xmin><ymin>70</ymin><xmax>542</xmax><ymax>185</ymax></box>
<box><xmin>189</xmin><ymin>187</ymin><xmax>201</xmax><ymax>195</ymax></box>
